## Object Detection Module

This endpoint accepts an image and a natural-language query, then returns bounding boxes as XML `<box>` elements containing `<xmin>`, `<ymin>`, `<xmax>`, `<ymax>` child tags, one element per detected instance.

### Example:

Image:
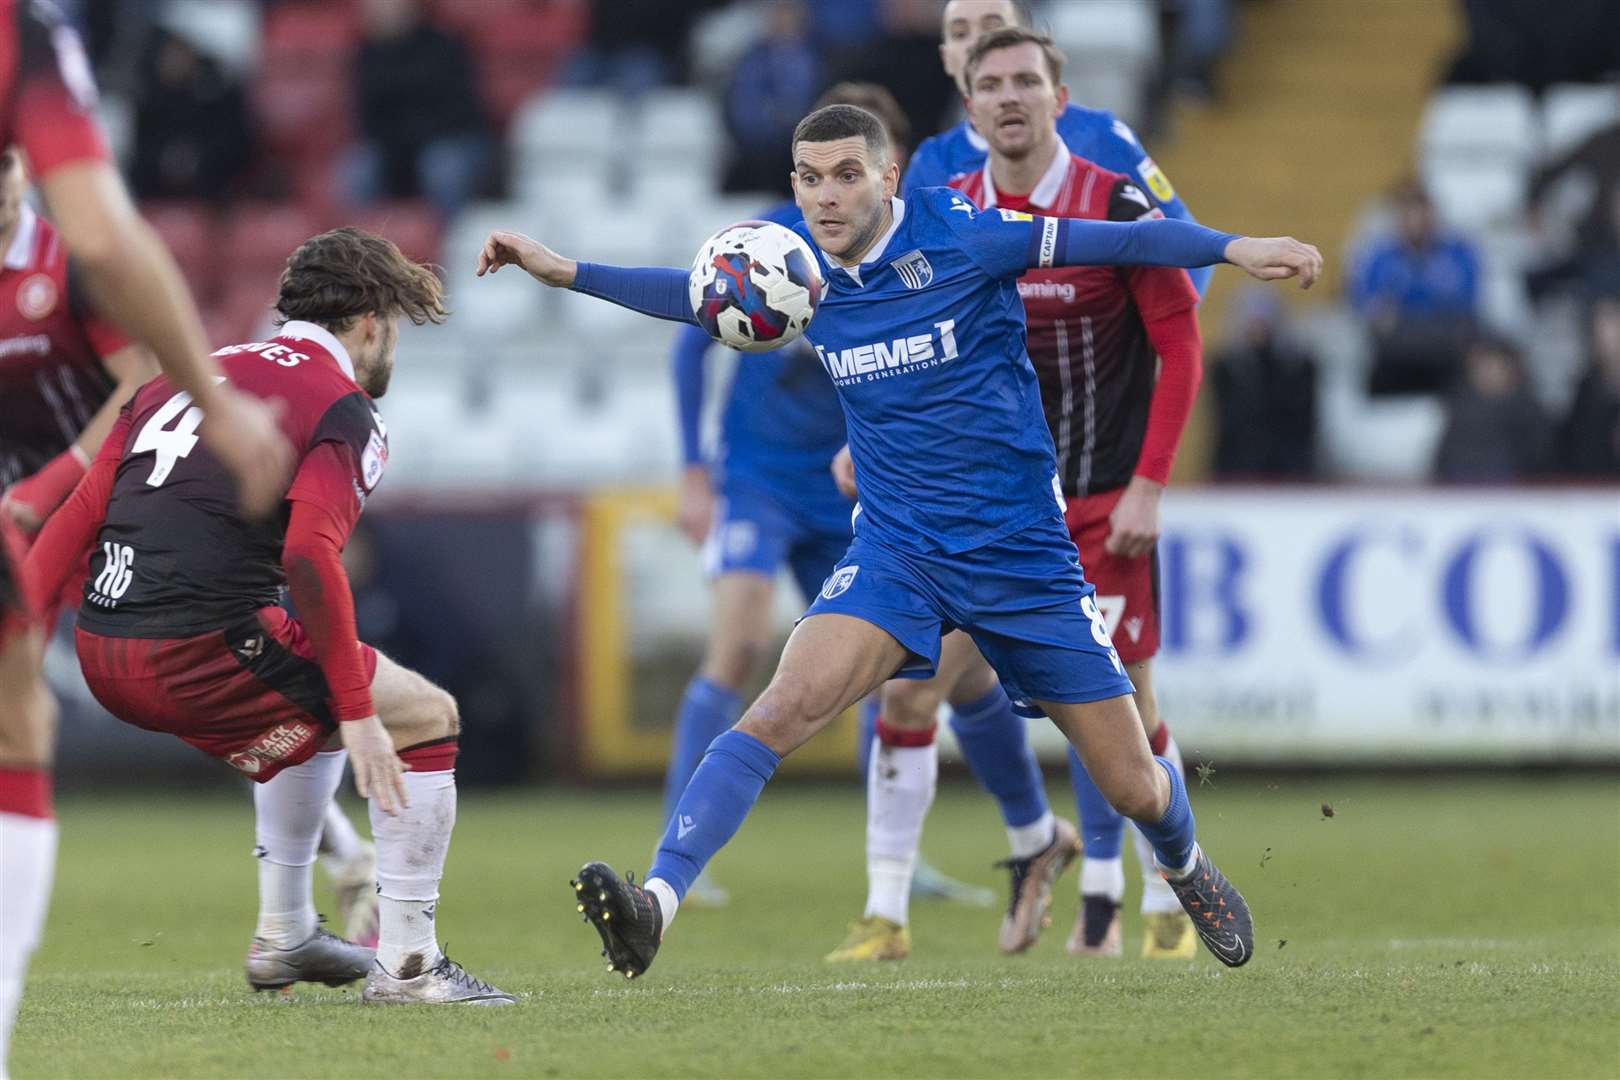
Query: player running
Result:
<box><xmin>480</xmin><ymin>102</ymin><xmax>1320</xmax><ymax>977</ymax></box>
<box><xmin>840</xmin><ymin>27</ymin><xmax>1209</xmax><ymax>964</ymax></box>
<box><xmin>0</xmin><ymin>1</ymin><xmax>292</xmax><ymax>1069</ymax></box>
<box><xmin>25</xmin><ymin>227</ymin><xmax>513</xmax><ymax>1006</ymax></box>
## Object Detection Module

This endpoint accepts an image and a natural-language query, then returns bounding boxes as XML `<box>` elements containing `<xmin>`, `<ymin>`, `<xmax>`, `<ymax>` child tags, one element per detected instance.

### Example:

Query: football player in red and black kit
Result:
<box><xmin>843</xmin><ymin>27</ymin><xmax>1205</xmax><ymax>960</ymax></box>
<box><xmin>26</xmin><ymin>227</ymin><xmax>514</xmax><ymax>1005</ymax></box>
<box><xmin>0</xmin><ymin>0</ymin><xmax>294</xmax><ymax>1064</ymax></box>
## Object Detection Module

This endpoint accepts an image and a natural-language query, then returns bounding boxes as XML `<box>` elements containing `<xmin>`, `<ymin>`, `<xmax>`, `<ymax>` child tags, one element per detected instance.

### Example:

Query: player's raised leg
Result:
<box><xmin>659</xmin><ymin>568</ymin><xmax>777</xmax><ymax>908</ymax></box>
<box><xmin>359</xmin><ymin>653</ymin><xmax>514</xmax><ymax>1005</ymax></box>
<box><xmin>575</xmin><ymin>610</ymin><xmax>910</xmax><ymax>979</ymax></box>
<box><xmin>0</xmin><ymin>622</ymin><xmax>57</xmax><ymax>1076</ymax></box>
<box><xmin>1041</xmin><ymin>692</ymin><xmax>1252</xmax><ymax>967</ymax></box>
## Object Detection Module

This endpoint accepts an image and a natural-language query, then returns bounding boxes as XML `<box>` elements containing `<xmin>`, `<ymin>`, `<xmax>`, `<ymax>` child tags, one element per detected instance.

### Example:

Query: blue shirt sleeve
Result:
<box><xmin>936</xmin><ymin>193</ymin><xmax>1235</xmax><ymax>279</ymax></box>
<box><xmin>1082</xmin><ymin>114</ymin><xmax>1212</xmax><ymax>295</ymax></box>
<box><xmin>570</xmin><ymin>263</ymin><xmax>696</xmax><ymax>325</ymax></box>
<box><xmin>670</xmin><ymin>324</ymin><xmax>711</xmax><ymax>466</ymax></box>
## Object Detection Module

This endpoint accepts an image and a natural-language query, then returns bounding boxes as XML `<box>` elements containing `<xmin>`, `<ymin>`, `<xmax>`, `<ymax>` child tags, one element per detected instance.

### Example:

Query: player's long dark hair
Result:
<box><xmin>274</xmin><ymin>227</ymin><xmax>447</xmax><ymax>333</ymax></box>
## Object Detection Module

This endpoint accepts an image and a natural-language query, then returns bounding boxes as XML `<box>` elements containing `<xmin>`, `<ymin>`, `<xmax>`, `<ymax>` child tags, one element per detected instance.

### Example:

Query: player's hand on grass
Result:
<box><xmin>831</xmin><ymin>445</ymin><xmax>858</xmax><ymax>500</ymax></box>
<box><xmin>198</xmin><ymin>385</ymin><xmax>294</xmax><ymax>520</ymax></box>
<box><xmin>342</xmin><ymin>714</ymin><xmax>410</xmax><ymax>815</ymax></box>
<box><xmin>477</xmin><ymin>230</ymin><xmax>577</xmax><ymax>287</ymax></box>
<box><xmin>676</xmin><ymin>465</ymin><xmax>714</xmax><ymax>545</ymax></box>
<box><xmin>1105</xmin><ymin>475</ymin><xmax>1163</xmax><ymax>558</ymax></box>
<box><xmin>1224</xmin><ymin>236</ymin><xmax>1323</xmax><ymax>289</ymax></box>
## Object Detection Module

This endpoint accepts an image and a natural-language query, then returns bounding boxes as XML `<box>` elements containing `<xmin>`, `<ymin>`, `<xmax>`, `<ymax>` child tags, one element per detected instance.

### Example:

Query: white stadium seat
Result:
<box><xmin>1417</xmin><ymin>85</ymin><xmax>1536</xmax><ymax>165</ymax></box>
<box><xmin>510</xmin><ymin>89</ymin><xmax>625</xmax><ymax>161</ymax></box>
<box><xmin>1420</xmin><ymin>159</ymin><xmax>1529</xmax><ymax>230</ymax></box>
<box><xmin>1540</xmin><ymin>83</ymin><xmax>1620</xmax><ymax>160</ymax></box>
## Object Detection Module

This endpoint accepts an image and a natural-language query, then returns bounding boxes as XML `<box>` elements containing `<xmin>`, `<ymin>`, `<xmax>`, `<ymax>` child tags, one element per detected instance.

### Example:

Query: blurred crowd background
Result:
<box><xmin>40</xmin><ymin>0</ymin><xmax>1620</xmax><ymax>784</ymax></box>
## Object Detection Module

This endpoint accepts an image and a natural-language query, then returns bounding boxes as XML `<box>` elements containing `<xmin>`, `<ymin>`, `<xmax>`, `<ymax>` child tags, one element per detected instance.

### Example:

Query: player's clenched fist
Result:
<box><xmin>341</xmin><ymin>714</ymin><xmax>410</xmax><ymax>816</ymax></box>
<box><xmin>1222</xmin><ymin>236</ymin><xmax>1324</xmax><ymax>289</ymax></box>
<box><xmin>476</xmin><ymin>229</ymin><xmax>577</xmax><ymax>288</ymax></box>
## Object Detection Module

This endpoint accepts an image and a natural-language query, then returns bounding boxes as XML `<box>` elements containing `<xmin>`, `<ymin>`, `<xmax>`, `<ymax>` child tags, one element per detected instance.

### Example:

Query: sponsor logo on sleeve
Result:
<box><xmin>361</xmin><ymin>429</ymin><xmax>387</xmax><ymax>491</ymax></box>
<box><xmin>997</xmin><ymin>208</ymin><xmax>1033</xmax><ymax>222</ymax></box>
<box><xmin>1138</xmin><ymin>157</ymin><xmax>1176</xmax><ymax>204</ymax></box>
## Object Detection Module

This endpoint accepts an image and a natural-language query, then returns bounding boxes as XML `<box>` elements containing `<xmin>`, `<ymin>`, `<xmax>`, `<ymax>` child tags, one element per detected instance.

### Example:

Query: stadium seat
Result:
<box><xmin>462</xmin><ymin>3</ymin><xmax>587</xmax><ymax>129</ymax></box>
<box><xmin>510</xmin><ymin>89</ymin><xmax>624</xmax><ymax>162</ymax></box>
<box><xmin>1417</xmin><ymin>85</ymin><xmax>1536</xmax><ymax>165</ymax></box>
<box><xmin>1047</xmin><ymin>0</ymin><xmax>1159</xmax><ymax>126</ymax></box>
<box><xmin>223</xmin><ymin>204</ymin><xmax>328</xmax><ymax>278</ymax></box>
<box><xmin>142</xmin><ymin>202</ymin><xmax>220</xmax><ymax>303</ymax></box>
<box><xmin>1420</xmin><ymin>160</ymin><xmax>1528</xmax><ymax>231</ymax></box>
<box><xmin>1540</xmin><ymin>83</ymin><xmax>1620</xmax><ymax>161</ymax></box>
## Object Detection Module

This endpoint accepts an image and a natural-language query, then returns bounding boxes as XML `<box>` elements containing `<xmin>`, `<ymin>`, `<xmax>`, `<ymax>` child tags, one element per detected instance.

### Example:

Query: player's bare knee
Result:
<box><xmin>701</xmin><ymin>636</ymin><xmax>765</xmax><ymax>690</ymax></box>
<box><xmin>880</xmin><ymin>681</ymin><xmax>939</xmax><ymax>731</ymax></box>
<box><xmin>1105</xmin><ymin>763</ymin><xmax>1169</xmax><ymax>823</ymax></box>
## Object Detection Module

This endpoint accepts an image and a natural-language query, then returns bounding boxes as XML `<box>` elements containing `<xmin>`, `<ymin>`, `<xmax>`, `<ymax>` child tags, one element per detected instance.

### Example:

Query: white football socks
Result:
<box><xmin>863</xmin><ymin>735</ymin><xmax>937</xmax><ymax>926</ymax></box>
<box><xmin>318</xmin><ymin>800</ymin><xmax>366</xmax><ymax>863</ymax></box>
<box><xmin>645</xmin><ymin>878</ymin><xmax>679</xmax><ymax>932</ymax></box>
<box><xmin>1007</xmin><ymin>810</ymin><xmax>1057</xmax><ymax>861</ymax></box>
<box><xmin>1080</xmin><ymin>854</ymin><xmax>1127</xmax><ymax>902</ymax></box>
<box><xmin>253</xmin><ymin>750</ymin><xmax>346</xmax><ymax>947</ymax></box>
<box><xmin>0</xmin><ymin>812</ymin><xmax>56</xmax><ymax>1079</ymax></box>
<box><xmin>371</xmin><ymin>767</ymin><xmax>456</xmax><ymax>977</ymax></box>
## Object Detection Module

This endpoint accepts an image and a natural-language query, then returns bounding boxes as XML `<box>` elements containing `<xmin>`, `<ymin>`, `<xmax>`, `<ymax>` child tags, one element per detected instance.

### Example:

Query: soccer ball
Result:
<box><xmin>688</xmin><ymin>221</ymin><xmax>822</xmax><ymax>353</ymax></box>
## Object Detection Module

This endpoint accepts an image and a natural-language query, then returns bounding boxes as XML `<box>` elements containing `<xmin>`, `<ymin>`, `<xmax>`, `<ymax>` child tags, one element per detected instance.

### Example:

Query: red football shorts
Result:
<box><xmin>75</xmin><ymin>606</ymin><xmax>379</xmax><ymax>782</ymax></box>
<box><xmin>1064</xmin><ymin>487</ymin><xmax>1161</xmax><ymax>665</ymax></box>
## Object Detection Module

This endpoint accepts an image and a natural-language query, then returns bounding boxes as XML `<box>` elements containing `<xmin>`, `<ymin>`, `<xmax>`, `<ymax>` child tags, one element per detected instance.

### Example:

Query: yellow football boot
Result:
<box><xmin>824</xmin><ymin>916</ymin><xmax>911</xmax><ymax>962</ymax></box>
<box><xmin>1141</xmin><ymin>910</ymin><xmax>1199</xmax><ymax>960</ymax></box>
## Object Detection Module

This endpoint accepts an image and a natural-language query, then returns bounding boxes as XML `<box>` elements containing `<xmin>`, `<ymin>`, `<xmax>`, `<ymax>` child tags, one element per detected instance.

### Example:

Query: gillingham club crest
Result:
<box><xmin>820</xmin><ymin>565</ymin><xmax>859</xmax><ymax>600</ymax></box>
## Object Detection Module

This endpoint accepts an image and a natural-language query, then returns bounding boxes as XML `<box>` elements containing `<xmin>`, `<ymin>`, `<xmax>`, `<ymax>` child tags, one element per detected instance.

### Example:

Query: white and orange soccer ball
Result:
<box><xmin>688</xmin><ymin>221</ymin><xmax>822</xmax><ymax>353</ymax></box>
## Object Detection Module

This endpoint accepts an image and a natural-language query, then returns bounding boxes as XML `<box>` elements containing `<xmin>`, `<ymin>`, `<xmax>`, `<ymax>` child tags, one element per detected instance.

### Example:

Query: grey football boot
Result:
<box><xmin>362</xmin><ymin>952</ymin><xmax>517</xmax><ymax>1005</ymax></box>
<box><xmin>245</xmin><ymin>923</ymin><xmax>374</xmax><ymax>991</ymax></box>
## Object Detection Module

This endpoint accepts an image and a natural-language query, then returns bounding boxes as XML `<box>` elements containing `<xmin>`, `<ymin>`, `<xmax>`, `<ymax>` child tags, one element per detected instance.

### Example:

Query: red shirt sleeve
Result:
<box><xmin>1133</xmin><ymin>307</ymin><xmax>1204</xmax><ymax>485</ymax></box>
<box><xmin>10</xmin><ymin>5</ymin><xmax>109</xmax><ymax>178</ymax></box>
<box><xmin>283</xmin><ymin>441</ymin><xmax>373</xmax><ymax>722</ymax></box>
<box><xmin>22</xmin><ymin>405</ymin><xmax>128</xmax><ymax>613</ymax></box>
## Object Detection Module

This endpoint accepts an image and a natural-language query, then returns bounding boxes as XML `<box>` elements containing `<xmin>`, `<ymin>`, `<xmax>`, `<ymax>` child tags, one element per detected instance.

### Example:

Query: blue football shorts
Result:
<box><xmin>703</xmin><ymin>478</ymin><xmax>853</xmax><ymax>604</ymax></box>
<box><xmin>803</xmin><ymin>513</ymin><xmax>1136</xmax><ymax>708</ymax></box>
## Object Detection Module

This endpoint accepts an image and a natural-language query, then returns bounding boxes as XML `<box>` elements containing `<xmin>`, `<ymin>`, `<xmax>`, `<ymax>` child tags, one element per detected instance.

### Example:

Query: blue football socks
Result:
<box><xmin>1137</xmin><ymin>757</ymin><xmax>1197</xmax><ymax>874</ymax></box>
<box><xmin>661</xmin><ymin>677</ymin><xmax>742</xmax><ymax>830</ymax></box>
<box><xmin>1066</xmin><ymin>746</ymin><xmax>1126</xmax><ymax>860</ymax></box>
<box><xmin>948</xmin><ymin>687</ymin><xmax>1048</xmax><ymax>829</ymax></box>
<box><xmin>649</xmin><ymin>730</ymin><xmax>780</xmax><ymax>899</ymax></box>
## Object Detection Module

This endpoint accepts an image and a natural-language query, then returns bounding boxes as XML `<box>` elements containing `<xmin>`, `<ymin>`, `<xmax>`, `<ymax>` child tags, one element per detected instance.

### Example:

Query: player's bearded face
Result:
<box><xmin>355</xmin><ymin>315</ymin><xmax>397</xmax><ymax>398</ymax></box>
<box><xmin>791</xmin><ymin>136</ymin><xmax>898</xmax><ymax>263</ymax></box>
<box><xmin>967</xmin><ymin>44</ymin><xmax>1063</xmax><ymax>161</ymax></box>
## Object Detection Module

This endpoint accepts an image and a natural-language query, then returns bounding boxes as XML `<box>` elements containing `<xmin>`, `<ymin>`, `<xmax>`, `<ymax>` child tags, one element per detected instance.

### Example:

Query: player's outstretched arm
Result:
<box><xmin>38</xmin><ymin>162</ymin><xmax>294</xmax><ymax>517</ymax></box>
<box><xmin>20</xmin><ymin>409</ymin><xmax>131</xmax><ymax>616</ymax></box>
<box><xmin>1033</xmin><ymin>215</ymin><xmax>1322</xmax><ymax>289</ymax></box>
<box><xmin>477</xmin><ymin>230</ymin><xmax>698</xmax><ymax>325</ymax></box>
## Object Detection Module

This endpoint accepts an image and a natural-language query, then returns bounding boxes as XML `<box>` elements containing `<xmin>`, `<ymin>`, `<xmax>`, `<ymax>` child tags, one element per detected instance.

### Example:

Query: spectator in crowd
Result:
<box><xmin>129</xmin><ymin>25</ymin><xmax>252</xmax><ymax>200</ymax></box>
<box><xmin>721</xmin><ymin>0</ymin><xmax>820</xmax><ymax>195</ymax></box>
<box><xmin>1349</xmin><ymin>179</ymin><xmax>1481</xmax><ymax>396</ymax></box>
<box><xmin>828</xmin><ymin>0</ymin><xmax>961</xmax><ymax>146</ymax></box>
<box><xmin>1528</xmin><ymin>181</ymin><xmax>1620</xmax><ymax>303</ymax></box>
<box><xmin>343</xmin><ymin>0</ymin><xmax>492</xmax><ymax>215</ymax></box>
<box><xmin>564</xmin><ymin>0</ymin><xmax>718</xmax><ymax>98</ymax></box>
<box><xmin>1210</xmin><ymin>288</ymin><xmax>1319</xmax><ymax>479</ymax></box>
<box><xmin>1558</xmin><ymin>294</ymin><xmax>1620</xmax><ymax>475</ymax></box>
<box><xmin>1446</xmin><ymin>0</ymin><xmax>1620</xmax><ymax>91</ymax></box>
<box><xmin>1432</xmin><ymin>334</ymin><xmax>1554</xmax><ymax>482</ymax></box>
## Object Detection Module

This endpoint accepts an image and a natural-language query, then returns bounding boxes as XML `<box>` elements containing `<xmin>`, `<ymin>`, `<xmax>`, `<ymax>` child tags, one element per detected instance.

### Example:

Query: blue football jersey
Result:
<box><xmin>793</xmin><ymin>188</ymin><xmax>1066</xmax><ymax>555</ymax></box>
<box><xmin>676</xmin><ymin>200</ymin><xmax>848</xmax><ymax>518</ymax></box>
<box><xmin>903</xmin><ymin>105</ymin><xmax>1207</xmax><ymax>293</ymax></box>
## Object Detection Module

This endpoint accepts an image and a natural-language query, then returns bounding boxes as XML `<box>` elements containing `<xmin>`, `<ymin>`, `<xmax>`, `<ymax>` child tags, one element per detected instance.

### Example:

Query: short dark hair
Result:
<box><xmin>791</xmin><ymin>104</ymin><xmax>890</xmax><ymax>165</ymax></box>
<box><xmin>814</xmin><ymin>82</ymin><xmax>911</xmax><ymax>155</ymax></box>
<box><xmin>274</xmin><ymin>227</ymin><xmax>447</xmax><ymax>333</ymax></box>
<box><xmin>964</xmin><ymin>26</ymin><xmax>1066</xmax><ymax>88</ymax></box>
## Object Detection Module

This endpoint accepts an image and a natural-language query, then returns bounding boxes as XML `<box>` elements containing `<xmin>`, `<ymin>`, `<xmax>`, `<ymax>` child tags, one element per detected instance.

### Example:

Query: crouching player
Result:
<box><xmin>24</xmin><ymin>229</ymin><xmax>513</xmax><ymax>1005</ymax></box>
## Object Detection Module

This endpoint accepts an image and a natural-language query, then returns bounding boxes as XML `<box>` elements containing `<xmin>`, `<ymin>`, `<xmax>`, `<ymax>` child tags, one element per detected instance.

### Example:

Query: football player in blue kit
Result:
<box><xmin>477</xmin><ymin>104</ymin><xmax>1320</xmax><ymax>977</ymax></box>
<box><xmin>660</xmin><ymin>83</ymin><xmax>973</xmax><ymax>909</ymax></box>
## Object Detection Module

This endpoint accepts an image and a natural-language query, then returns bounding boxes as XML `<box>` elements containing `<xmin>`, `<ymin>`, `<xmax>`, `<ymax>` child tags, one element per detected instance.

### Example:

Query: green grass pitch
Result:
<box><xmin>13</xmin><ymin>774</ymin><xmax>1619</xmax><ymax>1078</ymax></box>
